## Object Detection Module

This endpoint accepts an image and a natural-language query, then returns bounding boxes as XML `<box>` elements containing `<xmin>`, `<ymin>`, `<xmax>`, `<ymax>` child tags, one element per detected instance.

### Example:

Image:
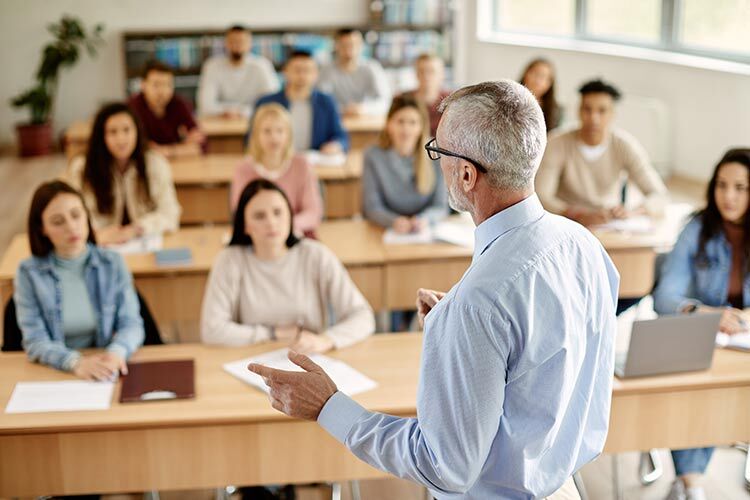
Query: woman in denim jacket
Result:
<box><xmin>653</xmin><ymin>148</ymin><xmax>750</xmax><ymax>500</ymax></box>
<box><xmin>14</xmin><ymin>181</ymin><xmax>144</xmax><ymax>380</ymax></box>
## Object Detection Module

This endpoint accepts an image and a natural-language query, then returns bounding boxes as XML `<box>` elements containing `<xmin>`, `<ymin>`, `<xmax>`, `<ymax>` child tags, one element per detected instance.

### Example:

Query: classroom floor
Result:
<box><xmin>0</xmin><ymin>154</ymin><xmax>747</xmax><ymax>500</ymax></box>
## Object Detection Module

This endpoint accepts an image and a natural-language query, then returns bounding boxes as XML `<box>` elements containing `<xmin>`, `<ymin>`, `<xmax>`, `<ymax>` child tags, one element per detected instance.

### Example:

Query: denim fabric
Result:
<box><xmin>671</xmin><ymin>447</ymin><xmax>715</xmax><ymax>476</ymax></box>
<box><xmin>14</xmin><ymin>244</ymin><xmax>144</xmax><ymax>371</ymax></box>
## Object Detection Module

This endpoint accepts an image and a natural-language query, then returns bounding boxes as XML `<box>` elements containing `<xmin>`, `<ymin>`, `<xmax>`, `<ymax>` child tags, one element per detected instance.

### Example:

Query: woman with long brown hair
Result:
<box><xmin>63</xmin><ymin>102</ymin><xmax>181</xmax><ymax>245</ymax></box>
<box><xmin>519</xmin><ymin>58</ymin><xmax>562</xmax><ymax>132</ymax></box>
<box><xmin>361</xmin><ymin>95</ymin><xmax>448</xmax><ymax>233</ymax></box>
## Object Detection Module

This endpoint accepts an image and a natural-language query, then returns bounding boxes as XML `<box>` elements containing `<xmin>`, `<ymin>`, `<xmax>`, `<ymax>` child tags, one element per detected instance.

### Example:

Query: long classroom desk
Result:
<box><xmin>0</xmin><ymin>334</ymin><xmax>748</xmax><ymax>497</ymax></box>
<box><xmin>0</xmin><ymin>212</ymin><xmax>689</xmax><ymax>342</ymax></box>
<box><xmin>64</xmin><ymin>114</ymin><xmax>385</xmax><ymax>158</ymax></box>
<box><xmin>171</xmin><ymin>152</ymin><xmax>364</xmax><ymax>223</ymax></box>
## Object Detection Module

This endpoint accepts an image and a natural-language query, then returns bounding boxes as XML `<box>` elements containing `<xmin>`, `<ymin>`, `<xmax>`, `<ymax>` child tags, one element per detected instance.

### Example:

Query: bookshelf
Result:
<box><xmin>121</xmin><ymin>0</ymin><xmax>454</xmax><ymax>107</ymax></box>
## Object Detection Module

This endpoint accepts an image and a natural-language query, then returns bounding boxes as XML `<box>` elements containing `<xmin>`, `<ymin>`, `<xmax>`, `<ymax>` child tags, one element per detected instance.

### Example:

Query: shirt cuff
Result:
<box><xmin>317</xmin><ymin>391</ymin><xmax>369</xmax><ymax>444</ymax></box>
<box><xmin>106</xmin><ymin>343</ymin><xmax>130</xmax><ymax>361</ymax></box>
<box><xmin>62</xmin><ymin>351</ymin><xmax>82</xmax><ymax>372</ymax></box>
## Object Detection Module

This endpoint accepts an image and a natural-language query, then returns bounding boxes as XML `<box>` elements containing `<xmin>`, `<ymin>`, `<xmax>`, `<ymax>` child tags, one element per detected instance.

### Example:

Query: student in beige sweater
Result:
<box><xmin>535</xmin><ymin>79</ymin><xmax>668</xmax><ymax>227</ymax></box>
<box><xmin>63</xmin><ymin>102</ymin><xmax>181</xmax><ymax>245</ymax></box>
<box><xmin>201</xmin><ymin>178</ymin><xmax>374</xmax><ymax>354</ymax></box>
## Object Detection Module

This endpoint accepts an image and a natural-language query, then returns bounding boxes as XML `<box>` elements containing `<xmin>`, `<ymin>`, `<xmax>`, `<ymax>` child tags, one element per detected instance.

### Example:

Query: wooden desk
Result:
<box><xmin>171</xmin><ymin>152</ymin><xmax>364</xmax><ymax>224</ymax></box>
<box><xmin>0</xmin><ymin>212</ymin><xmax>690</xmax><ymax>342</ymax></box>
<box><xmin>1</xmin><ymin>334</ymin><xmax>748</xmax><ymax>496</ymax></box>
<box><xmin>64</xmin><ymin>114</ymin><xmax>384</xmax><ymax>158</ymax></box>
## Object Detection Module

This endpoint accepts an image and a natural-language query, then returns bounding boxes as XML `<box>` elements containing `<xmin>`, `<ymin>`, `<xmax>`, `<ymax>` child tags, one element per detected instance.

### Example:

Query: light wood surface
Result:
<box><xmin>170</xmin><ymin>152</ymin><xmax>364</xmax><ymax>223</ymax></box>
<box><xmin>0</xmin><ymin>213</ymin><xmax>690</xmax><ymax>341</ymax></box>
<box><xmin>64</xmin><ymin>115</ymin><xmax>385</xmax><ymax>157</ymax></box>
<box><xmin>0</xmin><ymin>334</ymin><xmax>748</xmax><ymax>496</ymax></box>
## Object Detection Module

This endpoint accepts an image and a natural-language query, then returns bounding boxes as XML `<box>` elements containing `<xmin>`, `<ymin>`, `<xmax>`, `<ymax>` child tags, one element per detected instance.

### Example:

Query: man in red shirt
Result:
<box><xmin>128</xmin><ymin>60</ymin><xmax>205</xmax><ymax>158</ymax></box>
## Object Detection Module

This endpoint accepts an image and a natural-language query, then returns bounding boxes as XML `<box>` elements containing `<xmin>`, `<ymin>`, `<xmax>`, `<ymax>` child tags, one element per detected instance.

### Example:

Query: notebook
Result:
<box><xmin>716</xmin><ymin>332</ymin><xmax>750</xmax><ymax>352</ymax></box>
<box><xmin>155</xmin><ymin>247</ymin><xmax>192</xmax><ymax>267</ymax></box>
<box><xmin>119</xmin><ymin>359</ymin><xmax>195</xmax><ymax>403</ymax></box>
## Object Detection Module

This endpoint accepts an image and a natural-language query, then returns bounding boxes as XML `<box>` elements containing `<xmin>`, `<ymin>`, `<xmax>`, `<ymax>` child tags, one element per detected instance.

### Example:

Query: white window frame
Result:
<box><xmin>477</xmin><ymin>0</ymin><xmax>750</xmax><ymax>76</ymax></box>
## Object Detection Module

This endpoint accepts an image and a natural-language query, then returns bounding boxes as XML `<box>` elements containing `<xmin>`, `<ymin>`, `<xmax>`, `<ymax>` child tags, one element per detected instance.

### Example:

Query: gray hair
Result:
<box><xmin>438</xmin><ymin>80</ymin><xmax>547</xmax><ymax>191</ymax></box>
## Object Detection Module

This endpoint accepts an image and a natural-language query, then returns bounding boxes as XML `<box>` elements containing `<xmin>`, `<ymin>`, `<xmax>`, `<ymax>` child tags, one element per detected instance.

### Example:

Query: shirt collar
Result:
<box><xmin>473</xmin><ymin>193</ymin><xmax>545</xmax><ymax>262</ymax></box>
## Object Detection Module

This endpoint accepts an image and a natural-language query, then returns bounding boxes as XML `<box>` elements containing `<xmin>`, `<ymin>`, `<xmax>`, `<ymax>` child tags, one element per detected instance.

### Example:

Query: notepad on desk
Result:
<box><xmin>304</xmin><ymin>150</ymin><xmax>347</xmax><ymax>167</ymax></box>
<box><xmin>107</xmin><ymin>233</ymin><xmax>163</xmax><ymax>255</ymax></box>
<box><xmin>383</xmin><ymin>226</ymin><xmax>433</xmax><ymax>245</ymax></box>
<box><xmin>155</xmin><ymin>247</ymin><xmax>192</xmax><ymax>267</ymax></box>
<box><xmin>224</xmin><ymin>348</ymin><xmax>377</xmax><ymax>397</ymax></box>
<box><xmin>716</xmin><ymin>332</ymin><xmax>750</xmax><ymax>352</ymax></box>
<box><xmin>5</xmin><ymin>380</ymin><xmax>115</xmax><ymax>414</ymax></box>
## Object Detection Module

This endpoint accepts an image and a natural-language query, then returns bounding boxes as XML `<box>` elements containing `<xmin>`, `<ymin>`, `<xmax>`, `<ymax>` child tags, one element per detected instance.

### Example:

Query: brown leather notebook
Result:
<box><xmin>119</xmin><ymin>359</ymin><xmax>195</xmax><ymax>403</ymax></box>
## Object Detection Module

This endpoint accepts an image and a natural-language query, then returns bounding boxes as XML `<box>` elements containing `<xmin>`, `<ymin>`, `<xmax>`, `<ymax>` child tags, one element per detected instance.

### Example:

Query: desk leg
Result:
<box><xmin>331</xmin><ymin>482</ymin><xmax>342</xmax><ymax>500</ymax></box>
<box><xmin>350</xmin><ymin>480</ymin><xmax>361</xmax><ymax>500</ymax></box>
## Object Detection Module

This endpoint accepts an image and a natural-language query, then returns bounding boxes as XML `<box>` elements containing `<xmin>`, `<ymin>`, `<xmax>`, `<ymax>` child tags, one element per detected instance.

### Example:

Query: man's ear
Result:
<box><xmin>461</xmin><ymin>161</ymin><xmax>479</xmax><ymax>192</ymax></box>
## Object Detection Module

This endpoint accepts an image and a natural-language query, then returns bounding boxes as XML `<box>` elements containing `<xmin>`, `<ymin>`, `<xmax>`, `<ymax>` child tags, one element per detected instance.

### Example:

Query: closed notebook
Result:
<box><xmin>155</xmin><ymin>247</ymin><xmax>192</xmax><ymax>266</ymax></box>
<box><xmin>119</xmin><ymin>359</ymin><xmax>195</xmax><ymax>403</ymax></box>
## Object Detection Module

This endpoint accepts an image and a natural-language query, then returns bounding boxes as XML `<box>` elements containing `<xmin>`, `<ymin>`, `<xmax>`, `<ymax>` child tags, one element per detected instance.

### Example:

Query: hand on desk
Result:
<box><xmin>393</xmin><ymin>216</ymin><xmax>425</xmax><ymax>234</ymax></box>
<box><xmin>248</xmin><ymin>350</ymin><xmax>338</xmax><ymax>420</ymax></box>
<box><xmin>97</xmin><ymin>224</ymin><xmax>142</xmax><ymax>245</ymax></box>
<box><xmin>289</xmin><ymin>331</ymin><xmax>334</xmax><ymax>354</ymax></box>
<box><xmin>343</xmin><ymin>103</ymin><xmax>365</xmax><ymax>117</ymax></box>
<box><xmin>73</xmin><ymin>352</ymin><xmax>127</xmax><ymax>381</ymax></box>
<box><xmin>417</xmin><ymin>288</ymin><xmax>446</xmax><ymax>329</ymax></box>
<box><xmin>696</xmin><ymin>306</ymin><xmax>749</xmax><ymax>334</ymax></box>
<box><xmin>319</xmin><ymin>141</ymin><xmax>343</xmax><ymax>155</ymax></box>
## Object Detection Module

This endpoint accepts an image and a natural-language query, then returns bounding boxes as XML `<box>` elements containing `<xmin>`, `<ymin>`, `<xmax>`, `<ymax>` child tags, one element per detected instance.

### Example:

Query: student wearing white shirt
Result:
<box><xmin>197</xmin><ymin>25</ymin><xmax>279</xmax><ymax>118</ymax></box>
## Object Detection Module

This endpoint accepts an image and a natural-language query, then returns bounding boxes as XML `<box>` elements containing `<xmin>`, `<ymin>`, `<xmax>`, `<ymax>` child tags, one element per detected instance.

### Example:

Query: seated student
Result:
<box><xmin>14</xmin><ymin>180</ymin><xmax>144</xmax><ymax>378</ymax></box>
<box><xmin>64</xmin><ymin>102</ymin><xmax>181</xmax><ymax>245</ymax></box>
<box><xmin>362</xmin><ymin>95</ymin><xmax>448</xmax><ymax>233</ymax></box>
<box><xmin>201</xmin><ymin>179</ymin><xmax>374</xmax><ymax>353</ymax></box>
<box><xmin>230</xmin><ymin>103</ymin><xmax>323</xmax><ymax>235</ymax></box>
<box><xmin>653</xmin><ymin>148</ymin><xmax>750</xmax><ymax>500</ymax></box>
<box><xmin>128</xmin><ymin>60</ymin><xmax>206</xmax><ymax>158</ymax></box>
<box><xmin>318</xmin><ymin>28</ymin><xmax>391</xmax><ymax>117</ymax></box>
<box><xmin>198</xmin><ymin>24</ymin><xmax>279</xmax><ymax>118</ymax></box>
<box><xmin>400</xmin><ymin>53</ymin><xmax>451</xmax><ymax>136</ymax></box>
<box><xmin>254</xmin><ymin>50</ymin><xmax>349</xmax><ymax>153</ymax></box>
<box><xmin>535</xmin><ymin>79</ymin><xmax>668</xmax><ymax>227</ymax></box>
<box><xmin>519</xmin><ymin>57</ymin><xmax>562</xmax><ymax>132</ymax></box>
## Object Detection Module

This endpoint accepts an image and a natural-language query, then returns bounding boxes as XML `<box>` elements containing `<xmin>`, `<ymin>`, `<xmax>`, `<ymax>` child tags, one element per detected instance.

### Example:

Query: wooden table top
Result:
<box><xmin>65</xmin><ymin>114</ymin><xmax>385</xmax><ymax>143</ymax></box>
<box><xmin>170</xmin><ymin>150</ymin><xmax>364</xmax><ymax>185</ymax></box>
<box><xmin>0</xmin><ymin>334</ymin><xmax>423</xmax><ymax>435</ymax></box>
<box><xmin>1</xmin><ymin>332</ymin><xmax>747</xmax><ymax>436</ymax></box>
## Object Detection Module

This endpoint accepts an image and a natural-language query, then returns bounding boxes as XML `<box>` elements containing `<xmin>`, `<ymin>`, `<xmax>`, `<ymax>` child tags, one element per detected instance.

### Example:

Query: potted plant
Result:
<box><xmin>10</xmin><ymin>15</ymin><xmax>104</xmax><ymax>157</ymax></box>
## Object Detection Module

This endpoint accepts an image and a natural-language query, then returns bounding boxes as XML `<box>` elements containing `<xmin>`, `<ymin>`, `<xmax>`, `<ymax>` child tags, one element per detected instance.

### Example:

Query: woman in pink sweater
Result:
<box><xmin>230</xmin><ymin>103</ymin><xmax>323</xmax><ymax>235</ymax></box>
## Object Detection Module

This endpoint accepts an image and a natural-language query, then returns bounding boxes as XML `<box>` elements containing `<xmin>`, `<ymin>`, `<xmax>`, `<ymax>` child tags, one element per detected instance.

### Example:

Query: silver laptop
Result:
<box><xmin>615</xmin><ymin>313</ymin><xmax>721</xmax><ymax>378</ymax></box>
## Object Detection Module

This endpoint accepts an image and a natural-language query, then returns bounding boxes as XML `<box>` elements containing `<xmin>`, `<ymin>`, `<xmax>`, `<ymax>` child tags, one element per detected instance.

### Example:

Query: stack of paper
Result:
<box><xmin>383</xmin><ymin>226</ymin><xmax>433</xmax><ymax>245</ymax></box>
<box><xmin>716</xmin><ymin>332</ymin><xmax>750</xmax><ymax>352</ymax></box>
<box><xmin>304</xmin><ymin>150</ymin><xmax>347</xmax><ymax>167</ymax></box>
<box><xmin>5</xmin><ymin>380</ymin><xmax>115</xmax><ymax>414</ymax></box>
<box><xmin>433</xmin><ymin>220</ymin><xmax>474</xmax><ymax>248</ymax></box>
<box><xmin>223</xmin><ymin>348</ymin><xmax>377</xmax><ymax>397</ymax></box>
<box><xmin>107</xmin><ymin>233</ymin><xmax>163</xmax><ymax>255</ymax></box>
<box><xmin>593</xmin><ymin>216</ymin><xmax>654</xmax><ymax>233</ymax></box>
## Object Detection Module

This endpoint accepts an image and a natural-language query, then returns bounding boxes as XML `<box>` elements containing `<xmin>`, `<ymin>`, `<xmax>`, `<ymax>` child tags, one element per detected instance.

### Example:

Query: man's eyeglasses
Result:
<box><xmin>424</xmin><ymin>138</ymin><xmax>488</xmax><ymax>173</ymax></box>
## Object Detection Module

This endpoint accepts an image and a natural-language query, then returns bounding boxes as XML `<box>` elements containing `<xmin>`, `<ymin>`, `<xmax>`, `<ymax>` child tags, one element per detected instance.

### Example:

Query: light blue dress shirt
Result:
<box><xmin>318</xmin><ymin>194</ymin><xmax>619</xmax><ymax>499</ymax></box>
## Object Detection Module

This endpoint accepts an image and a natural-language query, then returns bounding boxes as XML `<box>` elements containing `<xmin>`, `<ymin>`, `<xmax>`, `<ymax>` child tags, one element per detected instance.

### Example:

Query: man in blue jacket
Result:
<box><xmin>250</xmin><ymin>50</ymin><xmax>349</xmax><ymax>153</ymax></box>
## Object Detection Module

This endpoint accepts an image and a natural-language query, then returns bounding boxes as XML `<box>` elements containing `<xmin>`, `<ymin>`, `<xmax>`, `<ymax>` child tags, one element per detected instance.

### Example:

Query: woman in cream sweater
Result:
<box><xmin>201</xmin><ymin>178</ymin><xmax>374</xmax><ymax>353</ymax></box>
<box><xmin>64</xmin><ymin>102</ymin><xmax>181</xmax><ymax>245</ymax></box>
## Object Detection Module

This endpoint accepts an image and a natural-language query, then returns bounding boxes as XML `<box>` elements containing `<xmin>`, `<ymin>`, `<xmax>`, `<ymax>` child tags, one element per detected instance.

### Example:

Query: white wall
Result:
<box><xmin>461</xmin><ymin>0</ymin><xmax>750</xmax><ymax>181</ymax></box>
<box><xmin>0</xmin><ymin>0</ymin><xmax>368</xmax><ymax>145</ymax></box>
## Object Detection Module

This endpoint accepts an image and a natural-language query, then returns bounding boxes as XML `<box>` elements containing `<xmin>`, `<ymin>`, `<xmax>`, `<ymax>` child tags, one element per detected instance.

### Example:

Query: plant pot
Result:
<box><xmin>15</xmin><ymin>122</ymin><xmax>53</xmax><ymax>157</ymax></box>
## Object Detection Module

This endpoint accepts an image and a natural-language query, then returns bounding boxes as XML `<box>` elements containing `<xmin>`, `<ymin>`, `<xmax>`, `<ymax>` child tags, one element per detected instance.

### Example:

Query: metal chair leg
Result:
<box><xmin>573</xmin><ymin>471</ymin><xmax>589</xmax><ymax>500</ymax></box>
<box><xmin>143</xmin><ymin>491</ymin><xmax>161</xmax><ymax>500</ymax></box>
<box><xmin>349</xmin><ymin>480</ymin><xmax>362</xmax><ymax>500</ymax></box>
<box><xmin>612</xmin><ymin>454</ymin><xmax>623</xmax><ymax>500</ymax></box>
<box><xmin>215</xmin><ymin>486</ymin><xmax>235</xmax><ymax>500</ymax></box>
<box><xmin>331</xmin><ymin>482</ymin><xmax>342</xmax><ymax>500</ymax></box>
<box><xmin>638</xmin><ymin>449</ymin><xmax>663</xmax><ymax>485</ymax></box>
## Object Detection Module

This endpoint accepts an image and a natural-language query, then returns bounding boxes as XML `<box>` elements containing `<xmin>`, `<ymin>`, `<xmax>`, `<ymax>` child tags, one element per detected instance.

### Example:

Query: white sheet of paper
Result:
<box><xmin>224</xmin><ymin>348</ymin><xmax>378</xmax><ymax>397</ymax></box>
<box><xmin>106</xmin><ymin>233</ymin><xmax>163</xmax><ymax>255</ymax></box>
<box><xmin>303</xmin><ymin>150</ymin><xmax>347</xmax><ymax>167</ymax></box>
<box><xmin>593</xmin><ymin>216</ymin><xmax>654</xmax><ymax>233</ymax></box>
<box><xmin>5</xmin><ymin>380</ymin><xmax>115</xmax><ymax>414</ymax></box>
<box><xmin>383</xmin><ymin>227</ymin><xmax>433</xmax><ymax>245</ymax></box>
<box><xmin>432</xmin><ymin>220</ymin><xmax>475</xmax><ymax>248</ymax></box>
<box><xmin>716</xmin><ymin>332</ymin><xmax>750</xmax><ymax>351</ymax></box>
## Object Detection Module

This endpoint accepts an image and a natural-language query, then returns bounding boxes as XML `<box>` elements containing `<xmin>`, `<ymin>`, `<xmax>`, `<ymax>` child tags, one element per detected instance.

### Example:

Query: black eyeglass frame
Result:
<box><xmin>424</xmin><ymin>138</ymin><xmax>488</xmax><ymax>173</ymax></box>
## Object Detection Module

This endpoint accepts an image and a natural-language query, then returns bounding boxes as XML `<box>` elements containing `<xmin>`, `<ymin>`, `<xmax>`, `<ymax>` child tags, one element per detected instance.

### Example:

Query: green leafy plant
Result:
<box><xmin>11</xmin><ymin>16</ymin><xmax>104</xmax><ymax>124</ymax></box>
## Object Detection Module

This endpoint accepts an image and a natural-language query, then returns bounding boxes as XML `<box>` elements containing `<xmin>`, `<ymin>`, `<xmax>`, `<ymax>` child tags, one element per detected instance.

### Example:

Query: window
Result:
<box><xmin>494</xmin><ymin>0</ymin><xmax>575</xmax><ymax>36</ymax></box>
<box><xmin>679</xmin><ymin>0</ymin><xmax>750</xmax><ymax>55</ymax></box>
<box><xmin>587</xmin><ymin>0</ymin><xmax>662</xmax><ymax>44</ymax></box>
<box><xmin>489</xmin><ymin>0</ymin><xmax>750</xmax><ymax>64</ymax></box>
